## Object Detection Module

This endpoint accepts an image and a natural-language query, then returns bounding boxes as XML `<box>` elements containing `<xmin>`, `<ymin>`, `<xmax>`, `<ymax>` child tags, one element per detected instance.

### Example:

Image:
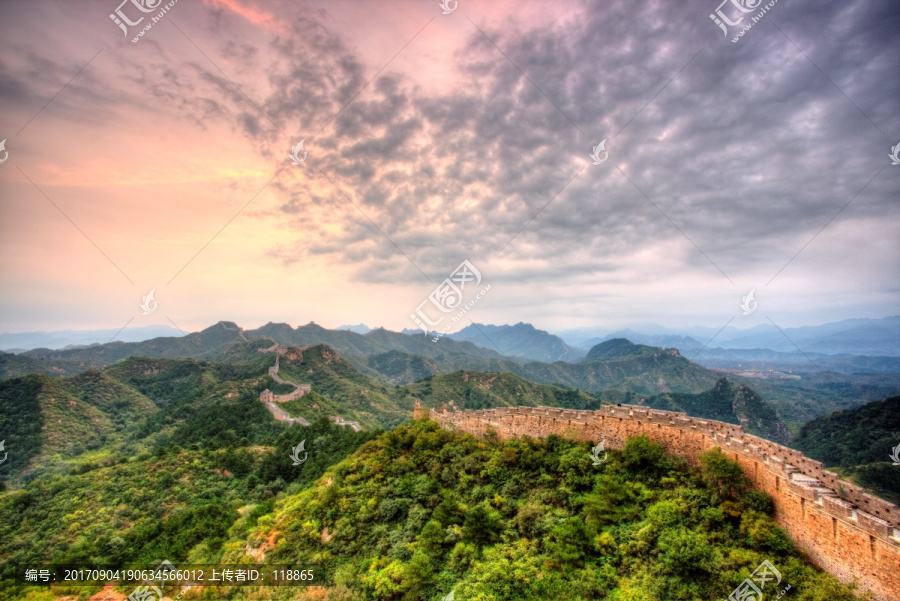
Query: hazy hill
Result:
<box><xmin>17</xmin><ymin>320</ymin><xmax>247</xmax><ymax>370</ymax></box>
<box><xmin>0</xmin><ymin>350</ymin><xmax>87</xmax><ymax>380</ymax></box>
<box><xmin>7</xmin><ymin>321</ymin><xmax>508</xmax><ymax>382</ymax></box>
<box><xmin>508</xmin><ymin>340</ymin><xmax>898</xmax><ymax>433</ymax></box>
<box><xmin>448</xmin><ymin>322</ymin><xmax>587</xmax><ymax>363</ymax></box>
<box><xmin>5</xmin><ymin>325</ymin><xmax>897</xmax><ymax>438</ymax></box>
<box><xmin>246</xmin><ymin>322</ymin><xmax>505</xmax><ymax>362</ymax></box>
<box><xmin>0</xmin><ymin>324</ymin><xmax>184</xmax><ymax>352</ymax></box>
<box><xmin>580</xmin><ymin>331</ymin><xmax>704</xmax><ymax>354</ymax></box>
<box><xmin>514</xmin><ymin>338</ymin><xmax>718</xmax><ymax>396</ymax></box>
<box><xmin>694</xmin><ymin>349</ymin><xmax>900</xmax><ymax>375</ymax></box>
<box><xmin>562</xmin><ymin>316</ymin><xmax>900</xmax><ymax>357</ymax></box>
<box><xmin>337</xmin><ymin>323</ymin><xmax>374</xmax><ymax>334</ymax></box>
<box><xmin>0</xmin><ymin>339</ymin><xmax>791</xmax><ymax>483</ymax></box>
<box><xmin>712</xmin><ymin>316</ymin><xmax>900</xmax><ymax>356</ymax></box>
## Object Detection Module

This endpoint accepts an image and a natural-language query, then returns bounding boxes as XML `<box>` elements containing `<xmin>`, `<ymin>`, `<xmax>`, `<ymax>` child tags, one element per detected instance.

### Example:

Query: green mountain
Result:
<box><xmin>0</xmin><ymin>417</ymin><xmax>377</xmax><ymax>587</ymax></box>
<box><xmin>269</xmin><ymin>346</ymin><xmax>606</xmax><ymax>427</ymax></box>
<box><xmin>3</xmin><ymin>419</ymin><xmax>867</xmax><ymax>600</ymax></box>
<box><xmin>585</xmin><ymin>337</ymin><xmax>646</xmax><ymax>361</ymax></box>
<box><xmin>0</xmin><ymin>371</ymin><xmax>157</xmax><ymax>481</ymax></box>
<box><xmin>367</xmin><ymin>350</ymin><xmax>441</xmax><ymax>384</ymax></box>
<box><xmin>448</xmin><ymin>322</ymin><xmax>588</xmax><ymax>362</ymax></box>
<box><xmin>0</xmin><ymin>341</ymin><xmax>790</xmax><ymax>485</ymax></box>
<box><xmin>0</xmin><ymin>350</ymin><xmax>87</xmax><ymax>380</ymax></box>
<box><xmin>514</xmin><ymin>339</ymin><xmax>717</xmax><ymax>396</ymax></box>
<box><xmin>7</xmin><ymin>321</ymin><xmax>512</xmax><ymax>382</ymax></box>
<box><xmin>252</xmin><ymin>322</ymin><xmax>504</xmax><ymax>360</ymax></box>
<box><xmin>0</xmin><ymin>344</ymin><xmax>590</xmax><ymax>483</ymax></box>
<box><xmin>791</xmin><ymin>397</ymin><xmax>900</xmax><ymax>503</ymax></box>
<box><xmin>742</xmin><ymin>372</ymin><xmax>900</xmax><ymax>434</ymax></box>
<box><xmin>401</xmin><ymin>370</ymin><xmax>601</xmax><ymax>412</ymax></box>
<box><xmin>7</xmin><ymin>324</ymin><xmax>897</xmax><ymax>437</ymax></box>
<box><xmin>637</xmin><ymin>378</ymin><xmax>792</xmax><ymax>444</ymax></box>
<box><xmin>513</xmin><ymin>340</ymin><xmax>897</xmax><ymax>434</ymax></box>
<box><xmin>792</xmin><ymin>396</ymin><xmax>900</xmax><ymax>466</ymax></box>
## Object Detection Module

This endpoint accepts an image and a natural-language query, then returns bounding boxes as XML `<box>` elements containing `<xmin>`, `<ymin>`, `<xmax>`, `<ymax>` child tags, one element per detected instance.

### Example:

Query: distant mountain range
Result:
<box><xmin>0</xmin><ymin>335</ymin><xmax>794</xmax><ymax>486</ymax></box>
<box><xmin>336</xmin><ymin>323</ymin><xmax>374</xmax><ymax>334</ymax></box>
<box><xmin>0</xmin><ymin>325</ymin><xmax>185</xmax><ymax>352</ymax></box>
<box><xmin>4</xmin><ymin>316</ymin><xmax>897</xmax><ymax>362</ymax></box>
<box><xmin>377</xmin><ymin>317</ymin><xmax>900</xmax><ymax>371</ymax></box>
<box><xmin>560</xmin><ymin>316</ymin><xmax>900</xmax><ymax>357</ymax></box>
<box><xmin>2</xmin><ymin>320</ymin><xmax>897</xmax><ymax>431</ymax></box>
<box><xmin>579</xmin><ymin>330</ymin><xmax>705</xmax><ymax>353</ymax></box>
<box><xmin>446</xmin><ymin>318</ymin><xmax>900</xmax><ymax>374</ymax></box>
<box><xmin>447</xmin><ymin>322</ymin><xmax>587</xmax><ymax>363</ymax></box>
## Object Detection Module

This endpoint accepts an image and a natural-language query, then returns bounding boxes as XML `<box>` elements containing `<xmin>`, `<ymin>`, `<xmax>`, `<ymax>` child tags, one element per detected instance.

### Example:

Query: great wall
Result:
<box><xmin>258</xmin><ymin>342</ymin><xmax>361</xmax><ymax>431</ymax></box>
<box><xmin>416</xmin><ymin>402</ymin><xmax>900</xmax><ymax>600</ymax></box>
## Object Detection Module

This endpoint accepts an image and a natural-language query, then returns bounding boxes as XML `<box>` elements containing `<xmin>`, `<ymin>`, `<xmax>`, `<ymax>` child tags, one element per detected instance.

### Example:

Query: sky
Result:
<box><xmin>0</xmin><ymin>0</ymin><xmax>898</xmax><ymax>339</ymax></box>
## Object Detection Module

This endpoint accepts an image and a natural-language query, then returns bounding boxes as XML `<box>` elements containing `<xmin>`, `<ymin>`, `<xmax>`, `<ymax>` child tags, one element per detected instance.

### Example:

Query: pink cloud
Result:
<box><xmin>203</xmin><ymin>0</ymin><xmax>288</xmax><ymax>34</ymax></box>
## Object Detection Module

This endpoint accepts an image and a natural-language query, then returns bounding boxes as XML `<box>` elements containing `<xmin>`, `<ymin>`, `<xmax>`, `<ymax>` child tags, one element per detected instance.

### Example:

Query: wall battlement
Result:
<box><xmin>426</xmin><ymin>403</ymin><xmax>900</xmax><ymax>599</ymax></box>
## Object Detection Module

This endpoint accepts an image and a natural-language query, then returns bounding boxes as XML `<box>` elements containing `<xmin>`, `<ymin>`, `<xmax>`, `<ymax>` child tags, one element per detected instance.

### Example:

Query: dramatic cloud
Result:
<box><xmin>0</xmin><ymin>0</ymin><xmax>897</xmax><ymax>334</ymax></box>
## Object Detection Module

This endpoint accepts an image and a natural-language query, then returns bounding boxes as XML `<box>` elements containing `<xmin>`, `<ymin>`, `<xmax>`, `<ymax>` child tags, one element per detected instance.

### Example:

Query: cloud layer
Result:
<box><xmin>0</xmin><ymin>0</ymin><xmax>897</xmax><ymax>334</ymax></box>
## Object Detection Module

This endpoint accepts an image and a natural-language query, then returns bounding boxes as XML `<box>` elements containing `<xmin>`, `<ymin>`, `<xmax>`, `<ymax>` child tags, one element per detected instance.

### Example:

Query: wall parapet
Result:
<box><xmin>426</xmin><ymin>403</ymin><xmax>900</xmax><ymax>599</ymax></box>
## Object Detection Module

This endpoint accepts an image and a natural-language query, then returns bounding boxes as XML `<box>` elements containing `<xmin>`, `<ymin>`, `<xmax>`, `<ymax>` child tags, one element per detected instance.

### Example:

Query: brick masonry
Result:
<box><xmin>417</xmin><ymin>402</ymin><xmax>900</xmax><ymax>600</ymax></box>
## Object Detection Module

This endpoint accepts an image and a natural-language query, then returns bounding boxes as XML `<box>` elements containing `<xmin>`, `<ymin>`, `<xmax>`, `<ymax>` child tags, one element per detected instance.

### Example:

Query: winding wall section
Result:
<box><xmin>420</xmin><ymin>403</ymin><xmax>900</xmax><ymax>599</ymax></box>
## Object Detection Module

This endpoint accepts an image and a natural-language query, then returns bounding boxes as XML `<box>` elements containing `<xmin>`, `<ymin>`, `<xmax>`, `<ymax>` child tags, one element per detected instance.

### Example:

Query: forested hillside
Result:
<box><xmin>217</xmin><ymin>421</ymin><xmax>862</xmax><ymax>600</ymax></box>
<box><xmin>792</xmin><ymin>396</ymin><xmax>900</xmax><ymax>503</ymax></box>
<box><xmin>0</xmin><ymin>342</ymin><xmax>797</xmax><ymax>488</ymax></box>
<box><xmin>0</xmin><ymin>418</ymin><xmax>377</xmax><ymax>600</ymax></box>
<box><xmin>639</xmin><ymin>377</ymin><xmax>792</xmax><ymax>444</ymax></box>
<box><xmin>3</xmin><ymin>419</ymin><xmax>868</xmax><ymax>600</ymax></box>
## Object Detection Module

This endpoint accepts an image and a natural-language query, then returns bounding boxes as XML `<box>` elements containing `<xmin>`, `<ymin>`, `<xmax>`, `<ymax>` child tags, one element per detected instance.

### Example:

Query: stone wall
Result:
<box><xmin>273</xmin><ymin>383</ymin><xmax>311</xmax><ymax>402</ymax></box>
<box><xmin>426</xmin><ymin>404</ymin><xmax>900</xmax><ymax>600</ymax></box>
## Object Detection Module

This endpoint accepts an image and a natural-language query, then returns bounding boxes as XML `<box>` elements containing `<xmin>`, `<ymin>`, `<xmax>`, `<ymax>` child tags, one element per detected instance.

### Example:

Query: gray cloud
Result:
<box><xmin>1</xmin><ymin>0</ymin><xmax>896</xmax><ymax>328</ymax></box>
